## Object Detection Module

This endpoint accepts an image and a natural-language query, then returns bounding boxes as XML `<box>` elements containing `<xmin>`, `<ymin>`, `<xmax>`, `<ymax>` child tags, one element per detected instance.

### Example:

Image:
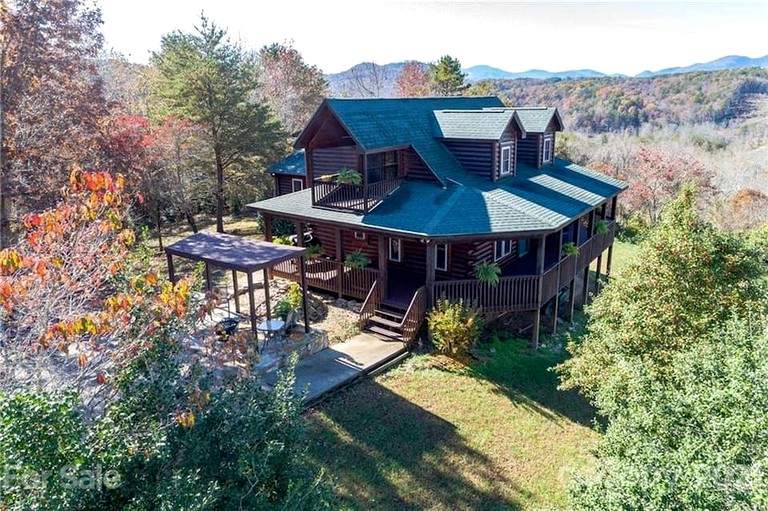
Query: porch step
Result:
<box><xmin>369</xmin><ymin>315</ymin><xmax>402</xmax><ymax>329</ymax></box>
<box><xmin>367</xmin><ymin>325</ymin><xmax>403</xmax><ymax>341</ymax></box>
<box><xmin>374</xmin><ymin>308</ymin><xmax>404</xmax><ymax>322</ymax></box>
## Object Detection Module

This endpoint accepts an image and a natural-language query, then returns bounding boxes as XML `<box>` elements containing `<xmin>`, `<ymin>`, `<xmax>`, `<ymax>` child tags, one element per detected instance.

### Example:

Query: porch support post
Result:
<box><xmin>378</xmin><ymin>235</ymin><xmax>388</xmax><ymax>298</ymax></box>
<box><xmin>263</xmin><ymin>268</ymin><xmax>271</xmax><ymax>319</ymax></box>
<box><xmin>166</xmin><ymin>252</ymin><xmax>175</xmax><ymax>284</ymax></box>
<box><xmin>606</xmin><ymin>243</ymin><xmax>614</xmax><ymax>279</ymax></box>
<box><xmin>551</xmin><ymin>228</ymin><xmax>563</xmax><ymax>334</ymax></box>
<box><xmin>335</xmin><ymin>227</ymin><xmax>343</xmax><ymax>298</ymax></box>
<box><xmin>361</xmin><ymin>152</ymin><xmax>369</xmax><ymax>212</ymax></box>
<box><xmin>567</xmin><ymin>219</ymin><xmax>580</xmax><ymax>322</ymax></box>
<box><xmin>232</xmin><ymin>270</ymin><xmax>240</xmax><ymax>315</ymax></box>
<box><xmin>300</xmin><ymin>256</ymin><xmax>310</xmax><ymax>333</ymax></box>
<box><xmin>582</xmin><ymin>209</ymin><xmax>596</xmax><ymax>305</ymax></box>
<box><xmin>263</xmin><ymin>214</ymin><xmax>273</xmax><ymax>242</ymax></box>
<box><xmin>294</xmin><ymin>220</ymin><xmax>304</xmax><ymax>247</ymax></box>
<box><xmin>425</xmin><ymin>241</ymin><xmax>436</xmax><ymax>308</ymax></box>
<box><xmin>246</xmin><ymin>271</ymin><xmax>258</xmax><ymax>335</ymax></box>
<box><xmin>594</xmin><ymin>252</ymin><xmax>603</xmax><ymax>296</ymax></box>
<box><xmin>532</xmin><ymin>235</ymin><xmax>546</xmax><ymax>349</ymax></box>
<box><xmin>611</xmin><ymin>196</ymin><xmax>618</xmax><ymax>219</ymax></box>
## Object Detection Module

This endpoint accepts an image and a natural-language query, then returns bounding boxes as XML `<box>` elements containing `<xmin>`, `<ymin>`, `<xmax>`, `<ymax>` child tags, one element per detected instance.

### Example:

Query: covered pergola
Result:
<box><xmin>165</xmin><ymin>232</ymin><xmax>309</xmax><ymax>335</ymax></box>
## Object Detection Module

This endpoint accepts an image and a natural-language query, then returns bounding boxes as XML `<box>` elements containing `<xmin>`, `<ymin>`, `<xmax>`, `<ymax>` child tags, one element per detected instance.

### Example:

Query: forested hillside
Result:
<box><xmin>473</xmin><ymin>68</ymin><xmax>768</xmax><ymax>132</ymax></box>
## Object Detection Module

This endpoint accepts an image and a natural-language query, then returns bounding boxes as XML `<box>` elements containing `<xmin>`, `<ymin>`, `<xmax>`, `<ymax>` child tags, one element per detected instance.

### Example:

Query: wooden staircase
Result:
<box><xmin>358</xmin><ymin>281</ymin><xmax>428</xmax><ymax>345</ymax></box>
<box><xmin>366</xmin><ymin>302</ymin><xmax>407</xmax><ymax>341</ymax></box>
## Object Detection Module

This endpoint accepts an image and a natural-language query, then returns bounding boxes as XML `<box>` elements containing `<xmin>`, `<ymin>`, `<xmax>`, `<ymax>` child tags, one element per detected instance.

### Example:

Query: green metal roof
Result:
<box><xmin>268</xmin><ymin>150</ymin><xmax>305</xmax><ymax>176</ymax></box>
<box><xmin>324</xmin><ymin>96</ymin><xmax>504</xmax><ymax>184</ymax></box>
<box><xmin>433</xmin><ymin>109</ymin><xmax>525</xmax><ymax>140</ymax></box>
<box><xmin>484</xmin><ymin>107</ymin><xmax>562</xmax><ymax>133</ymax></box>
<box><xmin>248</xmin><ymin>158</ymin><xmax>627</xmax><ymax>239</ymax></box>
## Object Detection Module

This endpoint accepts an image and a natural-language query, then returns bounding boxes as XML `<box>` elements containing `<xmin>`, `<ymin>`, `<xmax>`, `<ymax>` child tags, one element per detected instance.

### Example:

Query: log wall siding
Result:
<box><xmin>443</xmin><ymin>140</ymin><xmax>495</xmax><ymax>179</ymax></box>
<box><xmin>403</xmin><ymin>147</ymin><xmax>439</xmax><ymax>182</ymax></box>
<box><xmin>304</xmin><ymin>221</ymin><xmax>380</xmax><ymax>267</ymax></box>
<box><xmin>517</xmin><ymin>134</ymin><xmax>542</xmax><ymax>167</ymax></box>
<box><xmin>273</xmin><ymin>175</ymin><xmax>306</xmax><ymax>196</ymax></box>
<box><xmin>312</xmin><ymin>146</ymin><xmax>359</xmax><ymax>176</ymax></box>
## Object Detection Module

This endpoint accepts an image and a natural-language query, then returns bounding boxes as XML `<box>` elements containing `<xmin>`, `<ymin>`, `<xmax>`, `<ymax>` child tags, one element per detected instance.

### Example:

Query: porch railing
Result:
<box><xmin>576</xmin><ymin>219</ymin><xmax>617</xmax><ymax>272</ymax></box>
<box><xmin>401</xmin><ymin>286</ymin><xmax>427</xmax><ymax>345</ymax></box>
<box><xmin>358</xmin><ymin>279</ymin><xmax>382</xmax><ymax>328</ymax></box>
<box><xmin>433</xmin><ymin>274</ymin><xmax>540</xmax><ymax>312</ymax></box>
<box><xmin>271</xmin><ymin>258</ymin><xmax>378</xmax><ymax>300</ymax></box>
<box><xmin>312</xmin><ymin>177</ymin><xmax>403</xmax><ymax>213</ymax></box>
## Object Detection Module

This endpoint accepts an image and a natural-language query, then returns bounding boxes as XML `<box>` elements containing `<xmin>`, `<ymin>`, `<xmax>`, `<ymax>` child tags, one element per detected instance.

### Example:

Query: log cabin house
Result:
<box><xmin>268</xmin><ymin>149</ymin><xmax>306</xmax><ymax>196</ymax></box>
<box><xmin>248</xmin><ymin>96</ymin><xmax>627</xmax><ymax>347</ymax></box>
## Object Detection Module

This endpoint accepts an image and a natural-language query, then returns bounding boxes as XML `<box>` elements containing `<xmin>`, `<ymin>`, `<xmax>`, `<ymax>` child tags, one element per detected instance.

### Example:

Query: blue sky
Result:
<box><xmin>98</xmin><ymin>1</ymin><xmax>768</xmax><ymax>76</ymax></box>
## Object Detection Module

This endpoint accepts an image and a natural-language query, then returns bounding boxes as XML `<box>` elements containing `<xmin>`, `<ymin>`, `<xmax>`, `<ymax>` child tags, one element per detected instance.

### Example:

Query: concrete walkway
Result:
<box><xmin>261</xmin><ymin>333</ymin><xmax>407</xmax><ymax>404</ymax></box>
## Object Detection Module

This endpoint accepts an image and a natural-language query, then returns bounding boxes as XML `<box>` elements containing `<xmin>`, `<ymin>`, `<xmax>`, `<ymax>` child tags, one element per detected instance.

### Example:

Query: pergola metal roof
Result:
<box><xmin>165</xmin><ymin>232</ymin><xmax>309</xmax><ymax>337</ymax></box>
<box><xmin>165</xmin><ymin>232</ymin><xmax>306</xmax><ymax>272</ymax></box>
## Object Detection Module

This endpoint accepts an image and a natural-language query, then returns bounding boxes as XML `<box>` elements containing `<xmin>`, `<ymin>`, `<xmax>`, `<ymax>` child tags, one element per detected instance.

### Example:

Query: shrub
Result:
<box><xmin>616</xmin><ymin>213</ymin><xmax>648</xmax><ymax>243</ymax></box>
<box><xmin>427</xmin><ymin>299</ymin><xmax>484</xmax><ymax>357</ymax></box>
<box><xmin>344</xmin><ymin>249</ymin><xmax>370</xmax><ymax>268</ymax></box>
<box><xmin>286</xmin><ymin>282</ymin><xmax>303</xmax><ymax>309</ymax></box>
<box><xmin>272</xmin><ymin>235</ymin><xmax>293</xmax><ymax>245</ymax></box>
<box><xmin>474</xmin><ymin>261</ymin><xmax>501</xmax><ymax>286</ymax></box>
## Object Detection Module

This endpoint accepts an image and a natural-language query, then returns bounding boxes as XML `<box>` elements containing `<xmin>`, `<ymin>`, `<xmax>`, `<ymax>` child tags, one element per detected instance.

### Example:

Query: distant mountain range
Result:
<box><xmin>326</xmin><ymin>54</ymin><xmax>768</xmax><ymax>96</ymax></box>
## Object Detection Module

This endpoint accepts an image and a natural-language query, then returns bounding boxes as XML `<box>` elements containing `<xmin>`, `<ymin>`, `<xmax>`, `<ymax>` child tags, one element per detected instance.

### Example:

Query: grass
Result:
<box><xmin>306</xmin><ymin>338</ymin><xmax>599</xmax><ymax>510</ymax></box>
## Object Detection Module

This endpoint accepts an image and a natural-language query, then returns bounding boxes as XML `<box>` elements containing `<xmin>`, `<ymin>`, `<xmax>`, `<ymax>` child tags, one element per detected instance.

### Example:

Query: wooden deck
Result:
<box><xmin>272</xmin><ymin>258</ymin><xmax>378</xmax><ymax>300</ymax></box>
<box><xmin>434</xmin><ymin>221</ymin><xmax>616</xmax><ymax>312</ymax></box>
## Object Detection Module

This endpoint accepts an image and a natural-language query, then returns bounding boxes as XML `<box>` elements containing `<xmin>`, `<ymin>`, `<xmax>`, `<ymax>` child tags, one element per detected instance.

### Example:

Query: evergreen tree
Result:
<box><xmin>429</xmin><ymin>55</ymin><xmax>467</xmax><ymax>96</ymax></box>
<box><xmin>151</xmin><ymin>16</ymin><xmax>285</xmax><ymax>233</ymax></box>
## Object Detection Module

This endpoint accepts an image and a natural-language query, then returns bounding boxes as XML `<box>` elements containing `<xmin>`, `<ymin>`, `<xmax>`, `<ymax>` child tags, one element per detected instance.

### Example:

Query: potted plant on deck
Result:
<box><xmin>337</xmin><ymin>168</ymin><xmax>363</xmax><ymax>186</ymax></box>
<box><xmin>344</xmin><ymin>249</ymin><xmax>370</xmax><ymax>269</ymax></box>
<box><xmin>474</xmin><ymin>261</ymin><xmax>501</xmax><ymax>287</ymax></box>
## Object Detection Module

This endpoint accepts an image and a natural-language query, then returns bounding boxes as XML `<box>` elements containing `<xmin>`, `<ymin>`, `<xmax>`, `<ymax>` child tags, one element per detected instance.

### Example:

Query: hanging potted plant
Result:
<box><xmin>595</xmin><ymin>219</ymin><xmax>610</xmax><ymax>235</ymax></box>
<box><xmin>337</xmin><ymin>168</ymin><xmax>362</xmax><ymax>185</ymax></box>
<box><xmin>474</xmin><ymin>261</ymin><xmax>501</xmax><ymax>287</ymax></box>
<box><xmin>344</xmin><ymin>249</ymin><xmax>370</xmax><ymax>269</ymax></box>
<box><xmin>562</xmin><ymin>242</ymin><xmax>579</xmax><ymax>257</ymax></box>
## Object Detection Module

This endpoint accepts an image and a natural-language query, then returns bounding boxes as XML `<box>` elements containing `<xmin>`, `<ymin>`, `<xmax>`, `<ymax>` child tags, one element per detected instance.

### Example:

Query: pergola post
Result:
<box><xmin>231</xmin><ymin>270</ymin><xmax>240</xmax><ymax>314</ymax></box>
<box><xmin>166</xmin><ymin>253</ymin><xmax>175</xmax><ymax>284</ymax></box>
<box><xmin>263</xmin><ymin>268</ymin><xmax>271</xmax><ymax>319</ymax></box>
<box><xmin>299</xmin><ymin>255</ymin><xmax>310</xmax><ymax>333</ymax></box>
<box><xmin>204</xmin><ymin>263</ymin><xmax>213</xmax><ymax>291</ymax></box>
<box><xmin>246</xmin><ymin>271</ymin><xmax>258</xmax><ymax>335</ymax></box>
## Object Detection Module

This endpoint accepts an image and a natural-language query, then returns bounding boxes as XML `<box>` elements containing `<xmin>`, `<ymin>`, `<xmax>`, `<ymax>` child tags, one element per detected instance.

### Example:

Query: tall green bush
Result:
<box><xmin>427</xmin><ymin>299</ymin><xmax>484</xmax><ymax>357</ymax></box>
<box><xmin>558</xmin><ymin>188</ymin><xmax>768</xmax><ymax>509</ymax></box>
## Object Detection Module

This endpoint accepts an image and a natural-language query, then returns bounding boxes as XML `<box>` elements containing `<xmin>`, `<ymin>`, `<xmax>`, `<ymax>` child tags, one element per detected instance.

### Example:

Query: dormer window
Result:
<box><xmin>543</xmin><ymin>138</ymin><xmax>553</xmax><ymax>164</ymax></box>
<box><xmin>500</xmin><ymin>144</ymin><xmax>513</xmax><ymax>176</ymax></box>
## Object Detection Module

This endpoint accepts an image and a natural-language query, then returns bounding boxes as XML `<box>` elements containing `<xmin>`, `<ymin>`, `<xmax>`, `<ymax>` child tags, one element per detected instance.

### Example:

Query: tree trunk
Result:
<box><xmin>155</xmin><ymin>201</ymin><xmax>164</xmax><ymax>252</ymax></box>
<box><xmin>0</xmin><ymin>37</ymin><xmax>7</xmax><ymax>250</ymax></box>
<box><xmin>214</xmin><ymin>146</ymin><xmax>225</xmax><ymax>233</ymax></box>
<box><xmin>185</xmin><ymin>212</ymin><xmax>199</xmax><ymax>233</ymax></box>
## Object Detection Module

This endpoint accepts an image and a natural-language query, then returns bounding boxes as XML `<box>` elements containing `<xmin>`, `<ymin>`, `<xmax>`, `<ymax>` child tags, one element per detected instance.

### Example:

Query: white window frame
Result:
<box><xmin>435</xmin><ymin>243</ymin><xmax>448</xmax><ymax>271</ymax></box>
<box><xmin>389</xmin><ymin>238</ymin><xmax>401</xmax><ymax>262</ymax></box>
<box><xmin>500</xmin><ymin>145</ymin><xmax>512</xmax><ymax>175</ymax></box>
<box><xmin>353</xmin><ymin>231</ymin><xmax>366</xmax><ymax>240</ymax></box>
<box><xmin>543</xmin><ymin>138</ymin><xmax>553</xmax><ymax>164</ymax></box>
<box><xmin>291</xmin><ymin>178</ymin><xmax>304</xmax><ymax>192</ymax></box>
<box><xmin>494</xmin><ymin>240</ymin><xmax>514</xmax><ymax>261</ymax></box>
<box><xmin>518</xmin><ymin>238</ymin><xmax>530</xmax><ymax>257</ymax></box>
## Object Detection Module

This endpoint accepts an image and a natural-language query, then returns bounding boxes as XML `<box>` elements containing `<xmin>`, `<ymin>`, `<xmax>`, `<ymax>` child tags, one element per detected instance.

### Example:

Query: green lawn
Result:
<box><xmin>307</xmin><ymin>339</ymin><xmax>599</xmax><ymax>510</ymax></box>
